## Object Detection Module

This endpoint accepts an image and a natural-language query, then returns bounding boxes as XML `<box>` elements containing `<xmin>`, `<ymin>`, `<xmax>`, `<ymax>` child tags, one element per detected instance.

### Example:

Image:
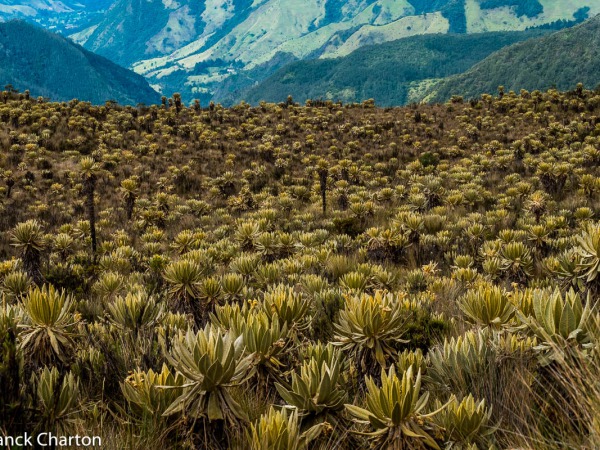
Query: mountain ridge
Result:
<box><xmin>0</xmin><ymin>1</ymin><xmax>598</xmax><ymax>105</ymax></box>
<box><xmin>3</xmin><ymin>0</ymin><xmax>596</xmax><ymax>103</ymax></box>
<box><xmin>241</xmin><ymin>29</ymin><xmax>551</xmax><ymax>106</ymax></box>
<box><xmin>0</xmin><ymin>20</ymin><xmax>160</xmax><ymax>105</ymax></box>
<box><xmin>426</xmin><ymin>14</ymin><xmax>600</xmax><ymax>102</ymax></box>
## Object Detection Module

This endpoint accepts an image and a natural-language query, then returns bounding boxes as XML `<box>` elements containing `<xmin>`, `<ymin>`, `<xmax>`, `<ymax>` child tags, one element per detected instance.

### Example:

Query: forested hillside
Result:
<box><xmin>0</xmin><ymin>20</ymin><xmax>160</xmax><ymax>105</ymax></box>
<box><xmin>243</xmin><ymin>30</ymin><xmax>549</xmax><ymax>106</ymax></box>
<box><xmin>0</xmin><ymin>1</ymin><xmax>596</xmax><ymax>103</ymax></box>
<box><xmin>428</xmin><ymin>14</ymin><xmax>600</xmax><ymax>102</ymax></box>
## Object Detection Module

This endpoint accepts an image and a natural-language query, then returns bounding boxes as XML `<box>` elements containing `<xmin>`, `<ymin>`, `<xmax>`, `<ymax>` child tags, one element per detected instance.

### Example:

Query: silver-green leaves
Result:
<box><xmin>346</xmin><ymin>365</ymin><xmax>446</xmax><ymax>450</ymax></box>
<box><xmin>163</xmin><ymin>325</ymin><xmax>254</xmax><ymax>422</ymax></box>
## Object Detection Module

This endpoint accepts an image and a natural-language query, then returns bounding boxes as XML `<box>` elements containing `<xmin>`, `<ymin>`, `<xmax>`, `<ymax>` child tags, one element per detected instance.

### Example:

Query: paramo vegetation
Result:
<box><xmin>1</xmin><ymin>85</ymin><xmax>600</xmax><ymax>449</ymax></box>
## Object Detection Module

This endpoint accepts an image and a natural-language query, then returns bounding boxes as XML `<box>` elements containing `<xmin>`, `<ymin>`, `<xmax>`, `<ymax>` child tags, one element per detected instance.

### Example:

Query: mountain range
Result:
<box><xmin>247</xmin><ymin>13</ymin><xmax>600</xmax><ymax>105</ymax></box>
<box><xmin>242</xmin><ymin>29</ymin><xmax>550</xmax><ymax>106</ymax></box>
<box><xmin>1</xmin><ymin>0</ymin><xmax>598</xmax><ymax>104</ymax></box>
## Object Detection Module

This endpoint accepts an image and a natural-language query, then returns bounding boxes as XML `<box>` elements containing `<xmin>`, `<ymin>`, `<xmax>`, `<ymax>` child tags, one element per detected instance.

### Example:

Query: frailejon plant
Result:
<box><xmin>499</xmin><ymin>241</ymin><xmax>534</xmax><ymax>283</ymax></box>
<box><xmin>163</xmin><ymin>259</ymin><xmax>203</xmax><ymax>323</ymax></box>
<box><xmin>346</xmin><ymin>365</ymin><xmax>447</xmax><ymax>449</ymax></box>
<box><xmin>0</xmin><ymin>299</ymin><xmax>23</xmax><ymax>430</ymax></box>
<box><xmin>242</xmin><ymin>312</ymin><xmax>289</xmax><ymax>382</ymax></box>
<box><xmin>333</xmin><ymin>290</ymin><xmax>408</xmax><ymax>372</ymax></box>
<box><xmin>19</xmin><ymin>285</ymin><xmax>78</xmax><ymax>367</ymax></box>
<box><xmin>459</xmin><ymin>284</ymin><xmax>514</xmax><ymax>329</ymax></box>
<box><xmin>275</xmin><ymin>347</ymin><xmax>346</xmax><ymax>425</ymax></box>
<box><xmin>80</xmin><ymin>156</ymin><xmax>99</xmax><ymax>260</ymax></box>
<box><xmin>433</xmin><ymin>394</ymin><xmax>496</xmax><ymax>447</ymax></box>
<box><xmin>261</xmin><ymin>284</ymin><xmax>310</xmax><ymax>335</ymax></box>
<box><xmin>220</xmin><ymin>272</ymin><xmax>246</xmax><ymax>302</ymax></box>
<box><xmin>427</xmin><ymin>330</ymin><xmax>496</xmax><ymax>399</ymax></box>
<box><xmin>2</xmin><ymin>270</ymin><xmax>31</xmax><ymax>299</ymax></box>
<box><xmin>515</xmin><ymin>288</ymin><xmax>594</xmax><ymax>364</ymax></box>
<box><xmin>163</xmin><ymin>325</ymin><xmax>255</xmax><ymax>423</ymax></box>
<box><xmin>107</xmin><ymin>291</ymin><xmax>163</xmax><ymax>336</ymax></box>
<box><xmin>575</xmin><ymin>222</ymin><xmax>600</xmax><ymax>291</ymax></box>
<box><xmin>35</xmin><ymin>366</ymin><xmax>80</xmax><ymax>434</ymax></box>
<box><xmin>10</xmin><ymin>220</ymin><xmax>46</xmax><ymax>285</ymax></box>
<box><xmin>396</xmin><ymin>348</ymin><xmax>426</xmax><ymax>374</ymax></box>
<box><xmin>249</xmin><ymin>406</ymin><xmax>323</xmax><ymax>450</ymax></box>
<box><xmin>121</xmin><ymin>364</ymin><xmax>184</xmax><ymax>440</ymax></box>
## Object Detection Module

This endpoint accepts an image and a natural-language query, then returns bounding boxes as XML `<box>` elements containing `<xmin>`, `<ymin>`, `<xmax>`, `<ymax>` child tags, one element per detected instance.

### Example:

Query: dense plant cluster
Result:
<box><xmin>1</xmin><ymin>85</ymin><xmax>600</xmax><ymax>449</ymax></box>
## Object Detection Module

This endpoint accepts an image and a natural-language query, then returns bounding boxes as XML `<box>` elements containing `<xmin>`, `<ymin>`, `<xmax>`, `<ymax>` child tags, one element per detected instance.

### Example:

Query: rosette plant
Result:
<box><xmin>164</xmin><ymin>325</ymin><xmax>255</xmax><ymax>423</ymax></box>
<box><xmin>333</xmin><ymin>290</ymin><xmax>408</xmax><ymax>373</ymax></box>
<box><xmin>346</xmin><ymin>365</ymin><xmax>447</xmax><ymax>449</ymax></box>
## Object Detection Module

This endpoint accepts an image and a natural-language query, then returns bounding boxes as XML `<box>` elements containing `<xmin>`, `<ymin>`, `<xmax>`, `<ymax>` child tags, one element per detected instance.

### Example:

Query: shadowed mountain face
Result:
<box><xmin>0</xmin><ymin>20</ymin><xmax>160</xmax><ymax>105</ymax></box>
<box><xmin>427</xmin><ymin>14</ymin><xmax>600</xmax><ymax>102</ymax></box>
<box><xmin>1</xmin><ymin>0</ymin><xmax>596</xmax><ymax>103</ymax></box>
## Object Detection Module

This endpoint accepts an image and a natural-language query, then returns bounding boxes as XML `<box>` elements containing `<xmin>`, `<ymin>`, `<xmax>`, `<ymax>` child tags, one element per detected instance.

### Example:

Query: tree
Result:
<box><xmin>80</xmin><ymin>157</ymin><xmax>99</xmax><ymax>261</ymax></box>
<box><xmin>317</xmin><ymin>159</ymin><xmax>329</xmax><ymax>216</ymax></box>
<box><xmin>120</xmin><ymin>177</ymin><xmax>138</xmax><ymax>221</ymax></box>
<box><xmin>10</xmin><ymin>220</ymin><xmax>46</xmax><ymax>285</ymax></box>
<box><xmin>173</xmin><ymin>93</ymin><xmax>182</xmax><ymax>114</ymax></box>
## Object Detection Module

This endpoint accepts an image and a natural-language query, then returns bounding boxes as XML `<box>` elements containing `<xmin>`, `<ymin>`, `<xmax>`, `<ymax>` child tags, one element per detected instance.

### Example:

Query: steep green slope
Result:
<box><xmin>0</xmin><ymin>20</ymin><xmax>160</xmax><ymax>105</ymax></box>
<box><xmin>428</xmin><ymin>14</ymin><xmax>600</xmax><ymax>102</ymax></box>
<box><xmin>242</xmin><ymin>30</ymin><xmax>548</xmax><ymax>106</ymax></box>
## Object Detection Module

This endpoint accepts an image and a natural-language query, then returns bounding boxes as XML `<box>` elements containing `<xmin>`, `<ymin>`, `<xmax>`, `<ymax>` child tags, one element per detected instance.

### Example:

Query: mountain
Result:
<box><xmin>242</xmin><ymin>29</ymin><xmax>549</xmax><ymax>106</ymax></box>
<box><xmin>0</xmin><ymin>20</ymin><xmax>160</xmax><ymax>104</ymax></box>
<box><xmin>427</xmin><ymin>14</ymin><xmax>600</xmax><ymax>102</ymax></box>
<box><xmin>0</xmin><ymin>1</ymin><xmax>113</xmax><ymax>35</ymax></box>
<box><xmin>0</xmin><ymin>1</ymin><xmax>598</xmax><ymax>103</ymax></box>
<box><xmin>127</xmin><ymin>0</ymin><xmax>598</xmax><ymax>103</ymax></box>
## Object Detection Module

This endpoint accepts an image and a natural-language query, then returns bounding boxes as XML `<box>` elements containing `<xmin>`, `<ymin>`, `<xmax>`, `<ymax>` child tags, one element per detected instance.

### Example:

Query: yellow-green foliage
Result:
<box><xmin>121</xmin><ymin>364</ymin><xmax>184</xmax><ymax>424</ymax></box>
<box><xmin>333</xmin><ymin>290</ymin><xmax>409</xmax><ymax>368</ymax></box>
<box><xmin>36</xmin><ymin>366</ymin><xmax>79</xmax><ymax>433</ymax></box>
<box><xmin>249</xmin><ymin>407</ymin><xmax>322</xmax><ymax>450</ymax></box>
<box><xmin>459</xmin><ymin>284</ymin><xmax>514</xmax><ymax>329</ymax></box>
<box><xmin>1</xmin><ymin>87</ymin><xmax>600</xmax><ymax>449</ymax></box>
<box><xmin>346</xmin><ymin>365</ymin><xmax>446</xmax><ymax>449</ymax></box>
<box><xmin>163</xmin><ymin>325</ymin><xmax>254</xmax><ymax>421</ymax></box>
<box><xmin>20</xmin><ymin>285</ymin><xmax>78</xmax><ymax>366</ymax></box>
<box><xmin>434</xmin><ymin>394</ymin><xmax>495</xmax><ymax>447</ymax></box>
<box><xmin>275</xmin><ymin>348</ymin><xmax>346</xmax><ymax>416</ymax></box>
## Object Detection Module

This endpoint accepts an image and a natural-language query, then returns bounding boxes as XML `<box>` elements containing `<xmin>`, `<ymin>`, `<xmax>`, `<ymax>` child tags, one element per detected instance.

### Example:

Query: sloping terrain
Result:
<box><xmin>2</xmin><ymin>83</ymin><xmax>600</xmax><ymax>450</ymax></box>
<box><xmin>427</xmin><ymin>13</ymin><xmax>600</xmax><ymax>102</ymax></box>
<box><xmin>136</xmin><ymin>0</ymin><xmax>596</xmax><ymax>102</ymax></box>
<box><xmin>0</xmin><ymin>20</ymin><xmax>160</xmax><ymax>104</ymax></box>
<box><xmin>0</xmin><ymin>1</ymin><xmax>597</xmax><ymax>103</ymax></box>
<box><xmin>243</xmin><ymin>29</ymin><xmax>548</xmax><ymax>106</ymax></box>
<box><xmin>0</xmin><ymin>0</ymin><xmax>112</xmax><ymax>34</ymax></box>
